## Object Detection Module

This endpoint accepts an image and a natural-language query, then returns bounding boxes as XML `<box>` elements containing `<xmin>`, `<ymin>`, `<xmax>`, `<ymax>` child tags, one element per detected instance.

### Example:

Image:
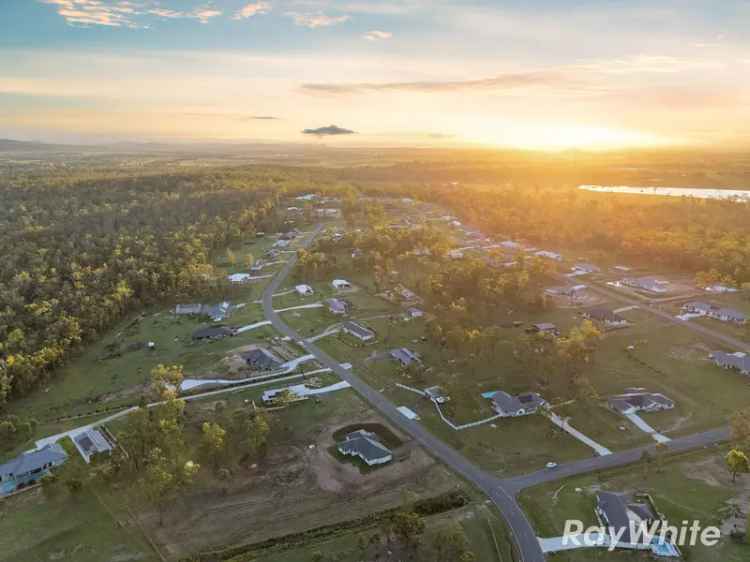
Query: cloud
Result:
<box><xmin>40</xmin><ymin>0</ymin><xmax>144</xmax><ymax>28</ymax></box>
<box><xmin>182</xmin><ymin>112</ymin><xmax>280</xmax><ymax>121</ymax></box>
<box><xmin>40</xmin><ymin>0</ymin><xmax>222</xmax><ymax>27</ymax></box>
<box><xmin>362</xmin><ymin>30</ymin><xmax>392</xmax><ymax>41</ymax></box>
<box><xmin>233</xmin><ymin>2</ymin><xmax>271</xmax><ymax>20</ymax></box>
<box><xmin>301</xmin><ymin>71</ymin><xmax>566</xmax><ymax>94</ymax></box>
<box><xmin>286</xmin><ymin>12</ymin><xmax>350</xmax><ymax>28</ymax></box>
<box><xmin>302</xmin><ymin>124</ymin><xmax>356</xmax><ymax>136</ymax></box>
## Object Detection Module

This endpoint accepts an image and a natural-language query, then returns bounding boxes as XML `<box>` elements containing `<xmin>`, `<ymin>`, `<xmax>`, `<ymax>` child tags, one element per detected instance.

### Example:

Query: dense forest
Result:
<box><xmin>0</xmin><ymin>167</ymin><xmax>347</xmax><ymax>406</ymax></box>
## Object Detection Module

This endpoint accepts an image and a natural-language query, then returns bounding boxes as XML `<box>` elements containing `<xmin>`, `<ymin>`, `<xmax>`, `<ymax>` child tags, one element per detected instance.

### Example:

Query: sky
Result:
<box><xmin>1</xmin><ymin>0</ymin><xmax>749</xmax><ymax>150</ymax></box>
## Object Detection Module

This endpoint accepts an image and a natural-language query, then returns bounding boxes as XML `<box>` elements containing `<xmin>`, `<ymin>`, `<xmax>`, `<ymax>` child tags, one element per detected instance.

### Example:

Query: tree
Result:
<box><xmin>726</xmin><ymin>448</ymin><xmax>750</xmax><ymax>483</ymax></box>
<box><xmin>201</xmin><ymin>421</ymin><xmax>226</xmax><ymax>468</ymax></box>
<box><xmin>140</xmin><ymin>447</ymin><xmax>199</xmax><ymax>525</ymax></box>
<box><xmin>390</xmin><ymin>509</ymin><xmax>425</xmax><ymax>549</ymax></box>
<box><xmin>150</xmin><ymin>364</ymin><xmax>184</xmax><ymax>400</ymax></box>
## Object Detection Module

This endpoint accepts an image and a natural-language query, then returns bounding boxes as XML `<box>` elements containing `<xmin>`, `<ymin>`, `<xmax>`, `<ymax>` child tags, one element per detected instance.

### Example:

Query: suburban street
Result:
<box><xmin>262</xmin><ymin>227</ymin><xmax>733</xmax><ymax>562</ymax></box>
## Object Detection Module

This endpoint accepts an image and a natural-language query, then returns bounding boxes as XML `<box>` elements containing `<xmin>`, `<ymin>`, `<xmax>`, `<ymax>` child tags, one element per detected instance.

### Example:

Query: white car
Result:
<box><xmin>545</xmin><ymin>462</ymin><xmax>559</xmax><ymax>469</ymax></box>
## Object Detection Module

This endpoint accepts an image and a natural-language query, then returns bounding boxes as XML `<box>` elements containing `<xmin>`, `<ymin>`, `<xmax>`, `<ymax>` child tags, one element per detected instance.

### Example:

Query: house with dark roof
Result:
<box><xmin>608</xmin><ymin>391</ymin><xmax>674</xmax><ymax>414</ymax></box>
<box><xmin>710</xmin><ymin>351</ymin><xmax>750</xmax><ymax>375</ymax></box>
<box><xmin>1</xmin><ymin>444</ymin><xmax>68</xmax><ymax>496</ymax></box>
<box><xmin>241</xmin><ymin>347</ymin><xmax>282</xmax><ymax>371</ymax></box>
<box><xmin>527</xmin><ymin>323</ymin><xmax>560</xmax><ymax>336</ymax></box>
<box><xmin>595</xmin><ymin>491</ymin><xmax>660</xmax><ymax>547</ymax></box>
<box><xmin>424</xmin><ymin>386</ymin><xmax>449</xmax><ymax>404</ymax></box>
<box><xmin>583</xmin><ymin>307</ymin><xmax>629</xmax><ymax>329</ymax></box>
<box><xmin>336</xmin><ymin>430</ymin><xmax>393</xmax><ymax>466</ymax></box>
<box><xmin>683</xmin><ymin>302</ymin><xmax>747</xmax><ymax>324</ymax></box>
<box><xmin>192</xmin><ymin>325</ymin><xmax>236</xmax><ymax>341</ymax></box>
<box><xmin>389</xmin><ymin>347</ymin><xmax>421</xmax><ymax>367</ymax></box>
<box><xmin>488</xmin><ymin>391</ymin><xmax>547</xmax><ymax>417</ymax></box>
<box><xmin>325</xmin><ymin>297</ymin><xmax>349</xmax><ymax>315</ymax></box>
<box><xmin>341</xmin><ymin>321</ymin><xmax>375</xmax><ymax>342</ymax></box>
<box><xmin>546</xmin><ymin>285</ymin><xmax>587</xmax><ymax>298</ymax></box>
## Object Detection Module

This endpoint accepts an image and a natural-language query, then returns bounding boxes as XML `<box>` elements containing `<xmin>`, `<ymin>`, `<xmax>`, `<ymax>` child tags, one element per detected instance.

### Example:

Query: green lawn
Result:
<box><xmin>519</xmin><ymin>448</ymin><xmax>750</xmax><ymax>562</ymax></box>
<box><xmin>0</xmin><ymin>485</ymin><xmax>157</xmax><ymax>562</ymax></box>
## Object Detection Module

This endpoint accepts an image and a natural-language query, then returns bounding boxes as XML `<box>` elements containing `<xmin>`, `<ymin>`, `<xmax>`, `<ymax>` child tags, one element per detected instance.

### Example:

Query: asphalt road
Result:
<box><xmin>261</xmin><ymin>226</ymin><xmax>732</xmax><ymax>562</ymax></box>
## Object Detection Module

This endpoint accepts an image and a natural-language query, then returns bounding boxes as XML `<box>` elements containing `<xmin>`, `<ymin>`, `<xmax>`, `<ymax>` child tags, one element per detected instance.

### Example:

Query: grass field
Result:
<box><xmin>0</xmin><ymin>485</ymin><xmax>158</xmax><ymax>562</ymax></box>
<box><xmin>518</xmin><ymin>448</ymin><xmax>750</xmax><ymax>562</ymax></box>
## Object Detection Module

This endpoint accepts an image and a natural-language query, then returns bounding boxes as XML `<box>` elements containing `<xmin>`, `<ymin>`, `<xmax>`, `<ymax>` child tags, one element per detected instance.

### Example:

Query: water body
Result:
<box><xmin>579</xmin><ymin>185</ymin><xmax>750</xmax><ymax>201</ymax></box>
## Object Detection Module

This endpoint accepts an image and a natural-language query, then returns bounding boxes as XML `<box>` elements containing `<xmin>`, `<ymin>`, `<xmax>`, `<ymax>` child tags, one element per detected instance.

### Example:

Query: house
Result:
<box><xmin>571</xmin><ymin>263</ymin><xmax>600</xmax><ymax>275</ymax></box>
<box><xmin>705</xmin><ymin>284</ymin><xmax>738</xmax><ymax>294</ymax></box>
<box><xmin>546</xmin><ymin>285</ymin><xmax>587</xmax><ymax>298</ymax></box>
<box><xmin>488</xmin><ymin>391</ymin><xmax>547</xmax><ymax>417</ymax></box>
<box><xmin>710</xmin><ymin>351</ymin><xmax>750</xmax><ymax>375</ymax></box>
<box><xmin>295</xmin><ymin>284</ymin><xmax>314</xmax><ymax>296</ymax></box>
<box><xmin>527</xmin><ymin>323</ymin><xmax>560</xmax><ymax>336</ymax></box>
<box><xmin>228</xmin><ymin>273</ymin><xmax>253</xmax><ymax>284</ymax></box>
<box><xmin>336</xmin><ymin>430</ymin><xmax>393</xmax><ymax>466</ymax></box>
<box><xmin>405</xmin><ymin>307</ymin><xmax>424</xmax><ymax>319</ymax></box>
<box><xmin>711</xmin><ymin>307</ymin><xmax>746</xmax><ymax>324</ymax></box>
<box><xmin>424</xmin><ymin>386</ymin><xmax>449</xmax><ymax>404</ymax></box>
<box><xmin>608</xmin><ymin>391</ymin><xmax>674</xmax><ymax>414</ymax></box>
<box><xmin>622</xmin><ymin>276</ymin><xmax>670</xmax><ymax>294</ymax></box>
<box><xmin>1</xmin><ymin>444</ymin><xmax>68</xmax><ymax>496</ymax></box>
<box><xmin>583</xmin><ymin>307</ymin><xmax>629</xmax><ymax>329</ymax></box>
<box><xmin>500</xmin><ymin>240</ymin><xmax>521</xmax><ymax>250</ymax></box>
<box><xmin>202</xmin><ymin>301</ymin><xmax>231</xmax><ymax>322</ymax></box>
<box><xmin>595</xmin><ymin>491</ymin><xmax>660</xmax><ymax>547</ymax></box>
<box><xmin>175</xmin><ymin>304</ymin><xmax>203</xmax><ymax>315</ymax></box>
<box><xmin>240</xmin><ymin>347</ymin><xmax>282</xmax><ymax>371</ymax></box>
<box><xmin>397</xmin><ymin>286</ymin><xmax>419</xmax><ymax>302</ymax></box>
<box><xmin>390</xmin><ymin>347</ymin><xmax>421</xmax><ymax>367</ymax></box>
<box><xmin>192</xmin><ymin>325</ymin><xmax>236</xmax><ymax>341</ymax></box>
<box><xmin>315</xmin><ymin>208</ymin><xmax>341</xmax><ymax>218</ymax></box>
<box><xmin>535</xmin><ymin>250</ymin><xmax>563</xmax><ymax>261</ymax></box>
<box><xmin>73</xmin><ymin>428</ymin><xmax>114</xmax><ymax>464</ymax></box>
<box><xmin>325</xmin><ymin>298</ymin><xmax>349</xmax><ymax>315</ymax></box>
<box><xmin>682</xmin><ymin>301</ymin><xmax>714</xmax><ymax>315</ymax></box>
<box><xmin>682</xmin><ymin>302</ymin><xmax>747</xmax><ymax>324</ymax></box>
<box><xmin>332</xmin><ymin>279</ymin><xmax>352</xmax><ymax>290</ymax></box>
<box><xmin>341</xmin><ymin>321</ymin><xmax>376</xmax><ymax>342</ymax></box>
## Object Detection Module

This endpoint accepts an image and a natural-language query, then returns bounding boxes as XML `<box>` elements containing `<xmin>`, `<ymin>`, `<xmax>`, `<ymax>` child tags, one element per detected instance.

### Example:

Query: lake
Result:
<box><xmin>579</xmin><ymin>185</ymin><xmax>750</xmax><ymax>201</ymax></box>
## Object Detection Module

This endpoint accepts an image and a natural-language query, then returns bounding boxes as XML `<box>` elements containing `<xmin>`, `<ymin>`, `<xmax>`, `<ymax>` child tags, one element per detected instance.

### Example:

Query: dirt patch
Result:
<box><xmin>143</xmin><ymin>412</ymin><xmax>456</xmax><ymax>560</ymax></box>
<box><xmin>682</xmin><ymin>455</ymin><xmax>750</xmax><ymax>534</ymax></box>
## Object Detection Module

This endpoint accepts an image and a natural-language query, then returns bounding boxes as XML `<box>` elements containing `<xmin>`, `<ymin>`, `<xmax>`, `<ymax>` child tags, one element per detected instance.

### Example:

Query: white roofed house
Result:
<box><xmin>682</xmin><ymin>302</ymin><xmax>747</xmax><ymax>324</ymax></box>
<box><xmin>295</xmin><ymin>284</ymin><xmax>314</xmax><ymax>296</ymax></box>
<box><xmin>534</xmin><ymin>250</ymin><xmax>563</xmax><ymax>261</ymax></box>
<box><xmin>73</xmin><ymin>427</ymin><xmax>114</xmax><ymax>464</ymax></box>
<box><xmin>175</xmin><ymin>304</ymin><xmax>203</xmax><ymax>315</ymax></box>
<box><xmin>570</xmin><ymin>263</ymin><xmax>600</xmax><ymax>275</ymax></box>
<box><xmin>332</xmin><ymin>279</ymin><xmax>352</xmax><ymax>290</ymax></box>
<box><xmin>228</xmin><ymin>273</ymin><xmax>253</xmax><ymax>284</ymax></box>
<box><xmin>622</xmin><ymin>276</ymin><xmax>670</xmax><ymax>294</ymax></box>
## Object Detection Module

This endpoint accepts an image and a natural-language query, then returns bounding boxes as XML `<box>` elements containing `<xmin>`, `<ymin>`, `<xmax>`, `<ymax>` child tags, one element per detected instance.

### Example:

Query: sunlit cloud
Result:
<box><xmin>40</xmin><ymin>0</ymin><xmax>144</xmax><ymax>28</ymax></box>
<box><xmin>40</xmin><ymin>0</ymin><xmax>222</xmax><ymax>27</ymax></box>
<box><xmin>301</xmin><ymin>71</ymin><xmax>567</xmax><ymax>94</ymax></box>
<box><xmin>286</xmin><ymin>12</ymin><xmax>350</xmax><ymax>28</ymax></box>
<box><xmin>232</xmin><ymin>2</ymin><xmax>272</xmax><ymax>20</ymax></box>
<box><xmin>362</xmin><ymin>30</ymin><xmax>392</xmax><ymax>41</ymax></box>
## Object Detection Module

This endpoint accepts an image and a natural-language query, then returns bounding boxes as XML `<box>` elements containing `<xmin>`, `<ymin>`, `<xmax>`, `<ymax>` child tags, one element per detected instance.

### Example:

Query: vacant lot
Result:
<box><xmin>139</xmin><ymin>390</ymin><xmax>465</xmax><ymax>560</ymax></box>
